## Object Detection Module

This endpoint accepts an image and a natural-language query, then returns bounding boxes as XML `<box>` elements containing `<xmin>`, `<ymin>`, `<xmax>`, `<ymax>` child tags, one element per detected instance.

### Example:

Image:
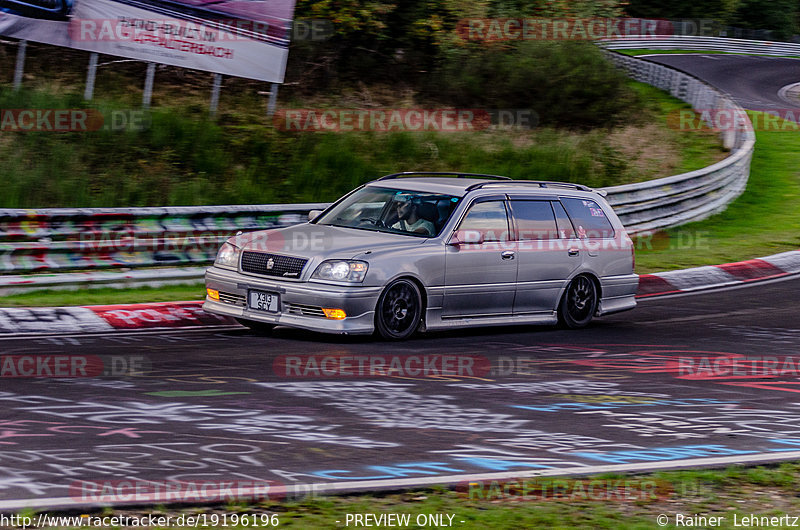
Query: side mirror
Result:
<box><xmin>448</xmin><ymin>230</ymin><xmax>484</xmax><ymax>246</ymax></box>
<box><xmin>308</xmin><ymin>210</ymin><xmax>323</xmax><ymax>222</ymax></box>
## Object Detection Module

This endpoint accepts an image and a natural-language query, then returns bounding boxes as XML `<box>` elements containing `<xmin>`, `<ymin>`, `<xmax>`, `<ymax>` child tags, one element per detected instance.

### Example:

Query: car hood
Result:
<box><xmin>230</xmin><ymin>223</ymin><xmax>427</xmax><ymax>260</ymax></box>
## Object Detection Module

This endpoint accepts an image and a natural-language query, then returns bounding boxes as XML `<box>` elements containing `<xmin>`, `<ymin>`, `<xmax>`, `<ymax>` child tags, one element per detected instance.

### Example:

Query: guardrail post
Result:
<box><xmin>267</xmin><ymin>83</ymin><xmax>279</xmax><ymax>117</ymax></box>
<box><xmin>143</xmin><ymin>62</ymin><xmax>156</xmax><ymax>109</ymax></box>
<box><xmin>13</xmin><ymin>40</ymin><xmax>27</xmax><ymax>90</ymax></box>
<box><xmin>84</xmin><ymin>53</ymin><xmax>98</xmax><ymax>101</ymax></box>
<box><xmin>209</xmin><ymin>73</ymin><xmax>222</xmax><ymax>117</ymax></box>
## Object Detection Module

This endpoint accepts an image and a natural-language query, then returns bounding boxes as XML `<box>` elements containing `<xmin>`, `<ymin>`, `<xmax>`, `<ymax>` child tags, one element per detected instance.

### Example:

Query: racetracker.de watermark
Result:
<box><xmin>449</xmin><ymin>229</ymin><xmax>633</xmax><ymax>252</ymax></box>
<box><xmin>78</xmin><ymin>230</ymin><xmax>232</xmax><ymax>253</ymax></box>
<box><xmin>232</xmin><ymin>228</ymin><xmax>636</xmax><ymax>254</ymax></box>
<box><xmin>273</xmin><ymin>354</ymin><xmax>491</xmax><ymax>378</ymax></box>
<box><xmin>669</xmin><ymin>108</ymin><xmax>800</xmax><ymax>132</ymax></box>
<box><xmin>227</xmin><ymin>227</ymin><xmax>703</xmax><ymax>257</ymax></box>
<box><xmin>0</xmin><ymin>355</ymin><xmax>150</xmax><ymax>378</ymax></box>
<box><xmin>679</xmin><ymin>356</ymin><xmax>800</xmax><ymax>377</ymax></box>
<box><xmin>69</xmin><ymin>479</ymin><xmax>286</xmax><ymax>503</ymax></box>
<box><xmin>0</xmin><ymin>109</ymin><xmax>148</xmax><ymax>132</ymax></box>
<box><xmin>632</xmin><ymin>230</ymin><xmax>711</xmax><ymax>252</ymax></box>
<box><xmin>458</xmin><ymin>478</ymin><xmax>677</xmax><ymax>501</ymax></box>
<box><xmin>272</xmin><ymin>109</ymin><xmax>538</xmax><ymax>132</ymax></box>
<box><xmin>70</xmin><ymin>17</ymin><xmax>333</xmax><ymax>42</ymax></box>
<box><xmin>455</xmin><ymin>17</ymin><xmax>717</xmax><ymax>42</ymax></box>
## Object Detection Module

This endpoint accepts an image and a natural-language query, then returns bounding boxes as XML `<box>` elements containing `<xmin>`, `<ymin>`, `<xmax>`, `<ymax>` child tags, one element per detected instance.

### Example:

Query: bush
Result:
<box><xmin>429</xmin><ymin>41</ymin><xmax>643</xmax><ymax>129</ymax></box>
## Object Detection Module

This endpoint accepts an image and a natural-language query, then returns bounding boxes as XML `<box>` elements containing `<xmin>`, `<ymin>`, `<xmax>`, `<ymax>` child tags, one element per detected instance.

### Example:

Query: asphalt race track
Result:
<box><xmin>3</xmin><ymin>54</ymin><xmax>800</xmax><ymax>512</ymax></box>
<box><xmin>1</xmin><ymin>275</ymin><xmax>800</xmax><ymax>511</ymax></box>
<box><xmin>642</xmin><ymin>54</ymin><xmax>800</xmax><ymax>110</ymax></box>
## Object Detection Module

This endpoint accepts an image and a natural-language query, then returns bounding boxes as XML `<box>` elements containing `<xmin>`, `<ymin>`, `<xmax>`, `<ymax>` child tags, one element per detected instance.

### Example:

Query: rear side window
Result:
<box><xmin>552</xmin><ymin>201</ymin><xmax>575</xmax><ymax>239</ymax></box>
<box><xmin>560</xmin><ymin>198</ymin><xmax>615</xmax><ymax>238</ymax></box>
<box><xmin>510</xmin><ymin>200</ymin><xmax>558</xmax><ymax>240</ymax></box>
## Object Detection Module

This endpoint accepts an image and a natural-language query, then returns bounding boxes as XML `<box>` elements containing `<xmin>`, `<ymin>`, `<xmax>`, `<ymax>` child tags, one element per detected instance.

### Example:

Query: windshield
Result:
<box><xmin>315</xmin><ymin>186</ymin><xmax>461</xmax><ymax>237</ymax></box>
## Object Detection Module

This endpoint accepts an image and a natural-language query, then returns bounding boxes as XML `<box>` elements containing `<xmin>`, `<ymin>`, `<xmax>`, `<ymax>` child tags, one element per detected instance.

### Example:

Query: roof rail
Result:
<box><xmin>376</xmin><ymin>171</ymin><xmax>512</xmax><ymax>181</ymax></box>
<box><xmin>465</xmin><ymin>180</ymin><xmax>603</xmax><ymax>195</ymax></box>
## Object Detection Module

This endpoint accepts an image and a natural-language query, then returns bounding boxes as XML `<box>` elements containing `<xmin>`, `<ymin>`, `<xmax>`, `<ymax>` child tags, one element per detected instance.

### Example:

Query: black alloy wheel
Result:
<box><xmin>375</xmin><ymin>279</ymin><xmax>423</xmax><ymax>340</ymax></box>
<box><xmin>558</xmin><ymin>275</ymin><xmax>598</xmax><ymax>329</ymax></box>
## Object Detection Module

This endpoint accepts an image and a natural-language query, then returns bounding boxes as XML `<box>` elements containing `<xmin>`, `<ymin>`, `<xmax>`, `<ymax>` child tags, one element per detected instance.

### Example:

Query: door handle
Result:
<box><xmin>568</xmin><ymin>248</ymin><xmax>580</xmax><ymax>257</ymax></box>
<box><xmin>501</xmin><ymin>251</ymin><xmax>515</xmax><ymax>260</ymax></box>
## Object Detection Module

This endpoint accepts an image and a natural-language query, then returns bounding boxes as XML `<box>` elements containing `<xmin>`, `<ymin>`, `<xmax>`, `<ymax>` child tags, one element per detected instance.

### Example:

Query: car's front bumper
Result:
<box><xmin>203</xmin><ymin>266</ymin><xmax>381</xmax><ymax>335</ymax></box>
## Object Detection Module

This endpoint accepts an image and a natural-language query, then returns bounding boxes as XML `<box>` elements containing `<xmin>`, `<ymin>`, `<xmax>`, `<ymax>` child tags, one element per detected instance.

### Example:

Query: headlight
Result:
<box><xmin>311</xmin><ymin>260</ymin><xmax>368</xmax><ymax>282</ymax></box>
<box><xmin>215</xmin><ymin>242</ymin><xmax>241</xmax><ymax>269</ymax></box>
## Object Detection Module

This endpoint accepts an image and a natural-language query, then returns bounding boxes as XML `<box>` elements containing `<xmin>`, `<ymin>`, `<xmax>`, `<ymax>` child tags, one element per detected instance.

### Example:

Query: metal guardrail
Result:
<box><xmin>0</xmin><ymin>205</ymin><xmax>328</xmax><ymax>294</ymax></box>
<box><xmin>0</xmin><ymin>36</ymin><xmax>765</xmax><ymax>292</ymax></box>
<box><xmin>600</xmin><ymin>35</ymin><xmax>800</xmax><ymax>57</ymax></box>
<box><xmin>601</xmin><ymin>49</ymin><xmax>755</xmax><ymax>233</ymax></box>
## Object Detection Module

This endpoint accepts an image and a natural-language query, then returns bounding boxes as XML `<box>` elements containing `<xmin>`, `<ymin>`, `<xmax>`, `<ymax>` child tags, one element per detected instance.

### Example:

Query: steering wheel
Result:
<box><xmin>359</xmin><ymin>217</ymin><xmax>386</xmax><ymax>228</ymax></box>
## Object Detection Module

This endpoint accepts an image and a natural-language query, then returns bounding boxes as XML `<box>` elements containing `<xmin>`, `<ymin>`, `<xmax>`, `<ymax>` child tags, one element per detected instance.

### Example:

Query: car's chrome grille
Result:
<box><xmin>219</xmin><ymin>291</ymin><xmax>246</xmax><ymax>306</ymax></box>
<box><xmin>286</xmin><ymin>303</ymin><xmax>326</xmax><ymax>318</ymax></box>
<box><xmin>241</xmin><ymin>251</ymin><xmax>307</xmax><ymax>279</ymax></box>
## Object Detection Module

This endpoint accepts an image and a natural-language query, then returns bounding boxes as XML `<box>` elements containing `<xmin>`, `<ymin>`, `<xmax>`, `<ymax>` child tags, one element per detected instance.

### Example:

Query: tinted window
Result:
<box><xmin>510</xmin><ymin>201</ymin><xmax>558</xmax><ymax>240</ymax></box>
<box><xmin>456</xmin><ymin>201</ymin><xmax>509</xmax><ymax>242</ymax></box>
<box><xmin>560</xmin><ymin>198</ymin><xmax>615</xmax><ymax>238</ymax></box>
<box><xmin>552</xmin><ymin>201</ymin><xmax>576</xmax><ymax>239</ymax></box>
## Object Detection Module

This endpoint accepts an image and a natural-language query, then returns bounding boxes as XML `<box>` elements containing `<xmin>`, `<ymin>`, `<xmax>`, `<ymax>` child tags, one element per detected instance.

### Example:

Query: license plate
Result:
<box><xmin>248</xmin><ymin>290</ymin><xmax>280</xmax><ymax>313</ymax></box>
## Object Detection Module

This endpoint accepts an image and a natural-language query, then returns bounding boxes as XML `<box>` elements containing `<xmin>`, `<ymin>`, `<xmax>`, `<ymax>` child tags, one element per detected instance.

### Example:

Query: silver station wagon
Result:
<box><xmin>203</xmin><ymin>172</ymin><xmax>638</xmax><ymax>339</ymax></box>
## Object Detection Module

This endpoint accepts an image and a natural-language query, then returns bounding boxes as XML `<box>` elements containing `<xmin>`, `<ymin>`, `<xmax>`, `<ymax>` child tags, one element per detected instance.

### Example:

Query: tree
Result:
<box><xmin>625</xmin><ymin>0</ymin><xmax>741</xmax><ymax>26</ymax></box>
<box><xmin>732</xmin><ymin>0</ymin><xmax>799</xmax><ymax>40</ymax></box>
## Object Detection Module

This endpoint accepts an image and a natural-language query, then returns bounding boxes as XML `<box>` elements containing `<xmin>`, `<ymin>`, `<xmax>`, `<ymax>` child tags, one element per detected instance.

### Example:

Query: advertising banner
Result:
<box><xmin>0</xmin><ymin>0</ymin><xmax>295</xmax><ymax>82</ymax></box>
<box><xmin>0</xmin><ymin>0</ymin><xmax>75</xmax><ymax>47</ymax></box>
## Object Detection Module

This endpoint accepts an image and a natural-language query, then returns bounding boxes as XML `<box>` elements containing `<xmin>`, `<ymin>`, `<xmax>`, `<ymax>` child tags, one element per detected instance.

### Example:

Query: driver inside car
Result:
<box><xmin>391</xmin><ymin>197</ymin><xmax>435</xmax><ymax>236</ymax></box>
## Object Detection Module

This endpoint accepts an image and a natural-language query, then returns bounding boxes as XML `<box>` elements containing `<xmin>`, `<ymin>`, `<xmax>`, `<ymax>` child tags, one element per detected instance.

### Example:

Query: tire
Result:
<box><xmin>558</xmin><ymin>275</ymin><xmax>598</xmax><ymax>329</ymax></box>
<box><xmin>235</xmin><ymin>318</ymin><xmax>275</xmax><ymax>335</ymax></box>
<box><xmin>374</xmin><ymin>279</ymin><xmax>423</xmax><ymax>340</ymax></box>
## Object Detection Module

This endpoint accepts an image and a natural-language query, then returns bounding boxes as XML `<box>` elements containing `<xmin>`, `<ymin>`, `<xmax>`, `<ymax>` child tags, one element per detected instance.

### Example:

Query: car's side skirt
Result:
<box><xmin>424</xmin><ymin>309</ymin><xmax>558</xmax><ymax>331</ymax></box>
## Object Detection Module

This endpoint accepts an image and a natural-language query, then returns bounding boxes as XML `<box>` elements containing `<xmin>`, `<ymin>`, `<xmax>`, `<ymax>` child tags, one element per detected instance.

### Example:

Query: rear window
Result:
<box><xmin>560</xmin><ymin>198</ymin><xmax>615</xmax><ymax>238</ymax></box>
<box><xmin>510</xmin><ymin>200</ymin><xmax>558</xmax><ymax>240</ymax></box>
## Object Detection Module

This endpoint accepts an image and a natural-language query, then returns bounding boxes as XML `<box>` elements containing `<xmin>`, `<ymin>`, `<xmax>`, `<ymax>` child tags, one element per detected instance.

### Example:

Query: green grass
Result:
<box><xmin>0</xmin><ymin>65</ymin><xmax>724</xmax><ymax>208</ymax></box>
<box><xmin>635</xmin><ymin>111</ymin><xmax>800</xmax><ymax>273</ymax></box>
<box><xmin>0</xmin><ymin>93</ymin><xmax>639</xmax><ymax>206</ymax></box>
<box><xmin>30</xmin><ymin>463</ymin><xmax>800</xmax><ymax>529</ymax></box>
<box><xmin>628</xmin><ymin>82</ymin><xmax>728</xmax><ymax>174</ymax></box>
<box><xmin>0</xmin><ymin>283</ymin><xmax>206</xmax><ymax>307</ymax></box>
